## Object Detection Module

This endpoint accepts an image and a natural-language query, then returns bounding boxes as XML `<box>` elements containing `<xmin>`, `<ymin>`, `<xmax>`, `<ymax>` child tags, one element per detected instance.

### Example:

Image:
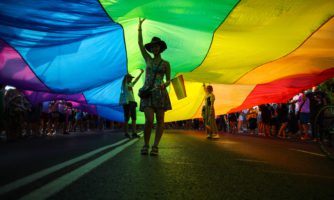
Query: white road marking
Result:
<box><xmin>0</xmin><ymin>132</ymin><xmax>142</xmax><ymax>195</ymax></box>
<box><xmin>289</xmin><ymin>148</ymin><xmax>326</xmax><ymax>157</ymax></box>
<box><xmin>19</xmin><ymin>138</ymin><xmax>139</xmax><ymax>200</ymax></box>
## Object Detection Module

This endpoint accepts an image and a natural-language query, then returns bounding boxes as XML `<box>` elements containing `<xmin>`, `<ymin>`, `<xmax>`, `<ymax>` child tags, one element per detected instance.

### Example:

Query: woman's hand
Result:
<box><xmin>203</xmin><ymin>83</ymin><xmax>207</xmax><ymax>93</ymax></box>
<box><xmin>138</xmin><ymin>18</ymin><xmax>145</xmax><ymax>29</ymax></box>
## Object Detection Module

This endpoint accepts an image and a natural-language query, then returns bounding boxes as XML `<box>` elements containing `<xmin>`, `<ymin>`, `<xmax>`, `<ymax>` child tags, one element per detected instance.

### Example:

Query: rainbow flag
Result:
<box><xmin>1</xmin><ymin>0</ymin><xmax>334</xmax><ymax>123</ymax></box>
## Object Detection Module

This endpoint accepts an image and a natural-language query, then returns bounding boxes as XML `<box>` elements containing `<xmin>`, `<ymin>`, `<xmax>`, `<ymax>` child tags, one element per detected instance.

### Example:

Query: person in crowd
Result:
<box><xmin>269</xmin><ymin>104</ymin><xmax>279</xmax><ymax>137</ymax></box>
<box><xmin>193</xmin><ymin>118</ymin><xmax>200</xmax><ymax>130</ymax></box>
<box><xmin>120</xmin><ymin>69</ymin><xmax>144</xmax><ymax>138</ymax></box>
<box><xmin>237</xmin><ymin>111</ymin><xmax>245</xmax><ymax>133</ymax></box>
<box><xmin>0</xmin><ymin>84</ymin><xmax>5</xmax><ymax>135</ymax></box>
<box><xmin>260</xmin><ymin>104</ymin><xmax>271</xmax><ymax>136</ymax></box>
<box><xmin>246</xmin><ymin>107</ymin><xmax>258</xmax><ymax>135</ymax></box>
<box><xmin>82</xmin><ymin>112</ymin><xmax>90</xmax><ymax>131</ymax></box>
<box><xmin>228</xmin><ymin>112</ymin><xmax>238</xmax><ymax>134</ymax></box>
<box><xmin>74</xmin><ymin>109</ymin><xmax>84</xmax><ymax>132</ymax></box>
<box><xmin>68</xmin><ymin>104</ymin><xmax>76</xmax><ymax>132</ymax></box>
<box><xmin>4</xmin><ymin>89</ymin><xmax>30</xmax><ymax>141</ymax></box>
<box><xmin>40</xmin><ymin>101</ymin><xmax>50</xmax><ymax>135</ymax></box>
<box><xmin>63</xmin><ymin>101</ymin><xmax>73</xmax><ymax>134</ymax></box>
<box><xmin>47</xmin><ymin>101</ymin><xmax>59</xmax><ymax>135</ymax></box>
<box><xmin>297</xmin><ymin>93</ymin><xmax>311</xmax><ymax>140</ymax></box>
<box><xmin>138</xmin><ymin>18</ymin><xmax>172</xmax><ymax>156</ymax></box>
<box><xmin>218</xmin><ymin>115</ymin><xmax>228</xmax><ymax>132</ymax></box>
<box><xmin>287</xmin><ymin>102</ymin><xmax>299</xmax><ymax>137</ymax></box>
<box><xmin>277</xmin><ymin>103</ymin><xmax>289</xmax><ymax>138</ymax></box>
<box><xmin>97</xmin><ymin>115</ymin><xmax>106</xmax><ymax>131</ymax></box>
<box><xmin>26</xmin><ymin>102</ymin><xmax>42</xmax><ymax>137</ymax></box>
<box><xmin>67</xmin><ymin>107</ymin><xmax>74</xmax><ymax>132</ymax></box>
<box><xmin>57</xmin><ymin>100</ymin><xmax>68</xmax><ymax>135</ymax></box>
<box><xmin>242</xmin><ymin>110</ymin><xmax>249</xmax><ymax>133</ymax></box>
<box><xmin>257</xmin><ymin>108</ymin><xmax>264</xmax><ymax>136</ymax></box>
<box><xmin>308</xmin><ymin>86</ymin><xmax>328</xmax><ymax>139</ymax></box>
<box><xmin>202</xmin><ymin>84</ymin><xmax>220</xmax><ymax>139</ymax></box>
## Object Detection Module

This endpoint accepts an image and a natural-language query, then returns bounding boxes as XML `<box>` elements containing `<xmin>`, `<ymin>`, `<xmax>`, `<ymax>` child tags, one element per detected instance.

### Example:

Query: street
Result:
<box><xmin>1</xmin><ymin>129</ymin><xmax>334</xmax><ymax>200</ymax></box>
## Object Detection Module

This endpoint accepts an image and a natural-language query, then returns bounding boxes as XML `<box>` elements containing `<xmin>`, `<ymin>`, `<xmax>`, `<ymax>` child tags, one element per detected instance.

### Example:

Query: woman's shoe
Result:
<box><xmin>140</xmin><ymin>145</ymin><xmax>149</xmax><ymax>155</ymax></box>
<box><xmin>150</xmin><ymin>146</ymin><xmax>159</xmax><ymax>156</ymax></box>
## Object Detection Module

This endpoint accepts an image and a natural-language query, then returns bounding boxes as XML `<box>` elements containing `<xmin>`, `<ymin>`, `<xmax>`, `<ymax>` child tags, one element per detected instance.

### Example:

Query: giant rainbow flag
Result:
<box><xmin>1</xmin><ymin>0</ymin><xmax>334</xmax><ymax>123</ymax></box>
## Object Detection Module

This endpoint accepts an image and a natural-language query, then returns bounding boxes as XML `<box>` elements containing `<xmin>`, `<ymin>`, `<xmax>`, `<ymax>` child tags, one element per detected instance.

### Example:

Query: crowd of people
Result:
<box><xmin>1</xmin><ymin>82</ymin><xmax>333</xmax><ymax>140</ymax></box>
<box><xmin>0</xmin><ymin>85</ymin><xmax>120</xmax><ymax>142</ymax></box>
<box><xmin>1</xmin><ymin>80</ymin><xmax>333</xmax><ymax>144</ymax></box>
<box><xmin>166</xmin><ymin>84</ymin><xmax>334</xmax><ymax>142</ymax></box>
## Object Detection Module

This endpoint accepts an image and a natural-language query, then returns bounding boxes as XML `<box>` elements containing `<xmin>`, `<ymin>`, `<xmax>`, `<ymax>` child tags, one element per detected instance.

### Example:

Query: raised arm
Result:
<box><xmin>138</xmin><ymin>18</ymin><xmax>150</xmax><ymax>61</ymax></box>
<box><xmin>203</xmin><ymin>83</ymin><xmax>207</xmax><ymax>94</ymax></box>
<box><xmin>132</xmin><ymin>69</ymin><xmax>144</xmax><ymax>85</ymax></box>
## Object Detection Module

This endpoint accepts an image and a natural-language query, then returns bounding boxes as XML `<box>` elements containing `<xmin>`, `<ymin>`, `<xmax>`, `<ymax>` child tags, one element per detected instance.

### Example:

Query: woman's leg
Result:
<box><xmin>132</xmin><ymin>120</ymin><xmax>137</xmax><ymax>135</ymax></box>
<box><xmin>265</xmin><ymin>123</ymin><xmax>270</xmax><ymax>136</ymax></box>
<box><xmin>278</xmin><ymin>122</ymin><xmax>286</xmax><ymax>137</ymax></box>
<box><xmin>237</xmin><ymin>120</ymin><xmax>242</xmax><ymax>133</ymax></box>
<box><xmin>123</xmin><ymin>105</ymin><xmax>130</xmax><ymax>136</ymax></box>
<box><xmin>302</xmin><ymin>123</ymin><xmax>309</xmax><ymax>138</ymax></box>
<box><xmin>281</xmin><ymin>122</ymin><xmax>287</xmax><ymax>138</ymax></box>
<box><xmin>153</xmin><ymin>108</ymin><xmax>165</xmax><ymax>147</ymax></box>
<box><xmin>143</xmin><ymin>107</ymin><xmax>154</xmax><ymax>146</ymax></box>
<box><xmin>130</xmin><ymin>102</ymin><xmax>138</xmax><ymax>136</ymax></box>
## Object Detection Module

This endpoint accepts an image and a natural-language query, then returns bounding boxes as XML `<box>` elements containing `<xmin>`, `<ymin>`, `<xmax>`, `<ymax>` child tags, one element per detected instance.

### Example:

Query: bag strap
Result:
<box><xmin>148</xmin><ymin>60</ymin><xmax>163</xmax><ymax>89</ymax></box>
<box><xmin>298</xmin><ymin>98</ymin><xmax>306</xmax><ymax>113</ymax></box>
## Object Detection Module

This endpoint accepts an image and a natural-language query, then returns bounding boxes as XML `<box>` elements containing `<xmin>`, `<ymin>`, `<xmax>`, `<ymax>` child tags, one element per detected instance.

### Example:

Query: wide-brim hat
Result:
<box><xmin>145</xmin><ymin>37</ymin><xmax>167</xmax><ymax>53</ymax></box>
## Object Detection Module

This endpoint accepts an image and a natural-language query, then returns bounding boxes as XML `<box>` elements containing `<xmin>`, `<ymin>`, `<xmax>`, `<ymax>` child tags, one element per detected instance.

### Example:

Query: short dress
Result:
<box><xmin>139</xmin><ymin>58</ymin><xmax>172</xmax><ymax>112</ymax></box>
<box><xmin>204</xmin><ymin>93</ymin><xmax>218</xmax><ymax>134</ymax></box>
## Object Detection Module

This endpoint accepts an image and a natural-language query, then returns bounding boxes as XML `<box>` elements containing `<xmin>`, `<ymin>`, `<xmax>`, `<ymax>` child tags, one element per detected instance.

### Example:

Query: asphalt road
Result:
<box><xmin>1</xmin><ymin>129</ymin><xmax>334</xmax><ymax>200</ymax></box>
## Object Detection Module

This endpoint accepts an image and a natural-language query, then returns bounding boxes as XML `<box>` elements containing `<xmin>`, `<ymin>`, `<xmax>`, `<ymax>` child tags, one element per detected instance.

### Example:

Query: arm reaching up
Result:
<box><xmin>203</xmin><ymin>83</ymin><xmax>207</xmax><ymax>94</ymax></box>
<box><xmin>138</xmin><ymin>18</ymin><xmax>150</xmax><ymax>61</ymax></box>
<box><xmin>132</xmin><ymin>69</ymin><xmax>144</xmax><ymax>85</ymax></box>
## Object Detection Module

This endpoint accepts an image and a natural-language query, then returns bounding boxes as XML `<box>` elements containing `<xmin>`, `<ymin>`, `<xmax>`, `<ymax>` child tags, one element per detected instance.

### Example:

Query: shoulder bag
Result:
<box><xmin>138</xmin><ymin>60</ymin><xmax>163</xmax><ymax>99</ymax></box>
